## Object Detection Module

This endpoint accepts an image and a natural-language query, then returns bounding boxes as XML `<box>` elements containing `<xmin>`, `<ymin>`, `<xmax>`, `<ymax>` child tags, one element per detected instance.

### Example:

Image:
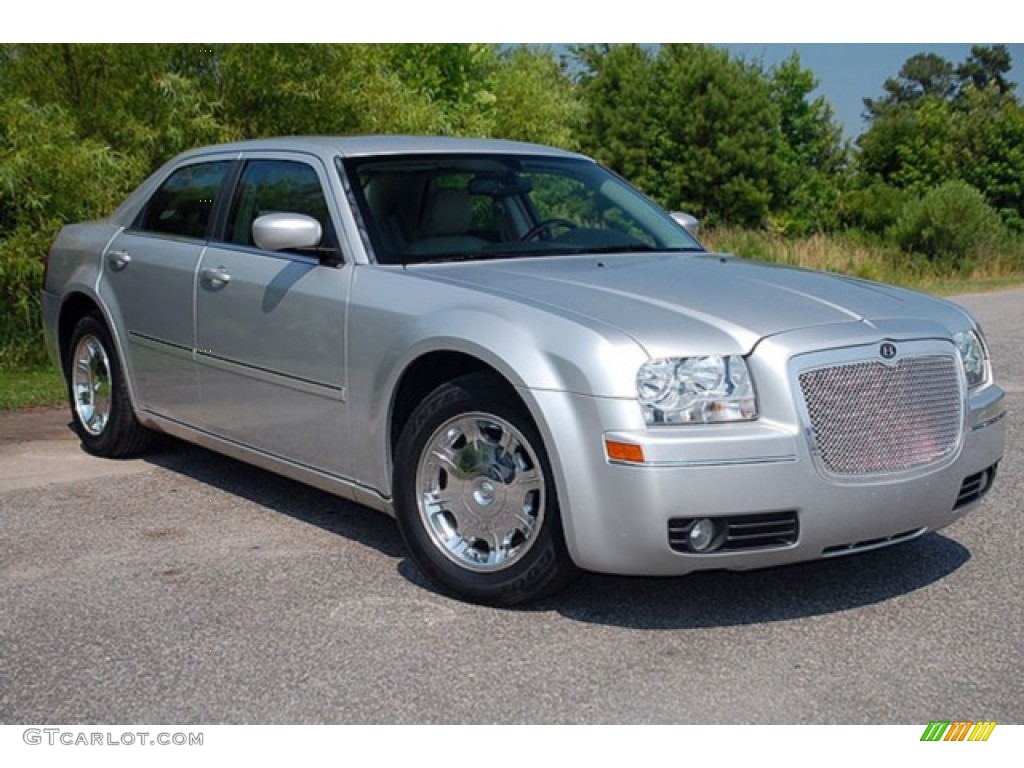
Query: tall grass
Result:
<box><xmin>701</xmin><ymin>227</ymin><xmax>1024</xmax><ymax>293</ymax></box>
<box><xmin>0</xmin><ymin>367</ymin><xmax>65</xmax><ymax>410</ymax></box>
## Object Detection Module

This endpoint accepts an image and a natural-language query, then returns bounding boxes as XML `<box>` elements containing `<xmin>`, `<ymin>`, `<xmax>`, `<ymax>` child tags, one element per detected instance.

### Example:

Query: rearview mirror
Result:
<box><xmin>252</xmin><ymin>213</ymin><xmax>323</xmax><ymax>252</ymax></box>
<box><xmin>469</xmin><ymin>173</ymin><xmax>533</xmax><ymax>197</ymax></box>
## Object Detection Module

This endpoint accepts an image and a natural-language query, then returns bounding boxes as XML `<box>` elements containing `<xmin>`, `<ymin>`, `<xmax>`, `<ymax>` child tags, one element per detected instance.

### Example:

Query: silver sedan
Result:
<box><xmin>41</xmin><ymin>136</ymin><xmax>1007</xmax><ymax>605</ymax></box>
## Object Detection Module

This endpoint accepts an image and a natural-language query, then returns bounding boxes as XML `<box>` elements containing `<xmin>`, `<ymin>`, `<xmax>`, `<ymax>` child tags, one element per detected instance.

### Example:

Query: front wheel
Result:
<box><xmin>394</xmin><ymin>374</ymin><xmax>579</xmax><ymax>605</ymax></box>
<box><xmin>66</xmin><ymin>313</ymin><xmax>151</xmax><ymax>458</ymax></box>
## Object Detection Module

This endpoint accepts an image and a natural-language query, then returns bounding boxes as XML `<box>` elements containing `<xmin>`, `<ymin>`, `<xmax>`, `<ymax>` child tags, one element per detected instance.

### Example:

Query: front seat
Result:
<box><xmin>408</xmin><ymin>187</ymin><xmax>488</xmax><ymax>256</ymax></box>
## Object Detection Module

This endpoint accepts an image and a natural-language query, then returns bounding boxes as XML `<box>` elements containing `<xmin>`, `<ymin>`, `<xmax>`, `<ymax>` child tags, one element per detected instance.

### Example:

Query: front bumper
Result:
<box><xmin>531</xmin><ymin>382</ymin><xmax>1006</xmax><ymax>576</ymax></box>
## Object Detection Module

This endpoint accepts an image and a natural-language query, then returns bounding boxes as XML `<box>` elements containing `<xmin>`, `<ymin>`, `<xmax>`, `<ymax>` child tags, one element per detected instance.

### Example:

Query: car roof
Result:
<box><xmin>175</xmin><ymin>135</ymin><xmax>590</xmax><ymax>162</ymax></box>
<box><xmin>111</xmin><ymin>136</ymin><xmax>595</xmax><ymax>226</ymax></box>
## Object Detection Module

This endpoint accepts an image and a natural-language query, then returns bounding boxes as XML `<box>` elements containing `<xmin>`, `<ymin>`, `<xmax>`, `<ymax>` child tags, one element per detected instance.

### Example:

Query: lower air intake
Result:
<box><xmin>821</xmin><ymin>528</ymin><xmax>924</xmax><ymax>557</ymax></box>
<box><xmin>955</xmin><ymin>463</ymin><xmax>998</xmax><ymax>509</ymax></box>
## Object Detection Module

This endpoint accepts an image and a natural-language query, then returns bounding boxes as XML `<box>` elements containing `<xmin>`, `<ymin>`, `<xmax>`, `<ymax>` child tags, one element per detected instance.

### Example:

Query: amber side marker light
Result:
<box><xmin>606</xmin><ymin>440</ymin><xmax>645</xmax><ymax>464</ymax></box>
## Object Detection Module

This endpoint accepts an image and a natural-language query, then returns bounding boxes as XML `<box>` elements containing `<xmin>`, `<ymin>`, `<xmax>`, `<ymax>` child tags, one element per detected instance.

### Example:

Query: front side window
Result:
<box><xmin>224</xmin><ymin>159</ymin><xmax>338</xmax><ymax>257</ymax></box>
<box><xmin>135</xmin><ymin>161</ymin><xmax>231</xmax><ymax>240</ymax></box>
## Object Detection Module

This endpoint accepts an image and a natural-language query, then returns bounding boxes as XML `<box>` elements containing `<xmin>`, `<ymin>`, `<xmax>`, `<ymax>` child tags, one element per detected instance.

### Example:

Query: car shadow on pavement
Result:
<box><xmin>141</xmin><ymin>436</ymin><xmax>407</xmax><ymax>560</ymax></box>
<box><xmin>546</xmin><ymin>532</ymin><xmax>971</xmax><ymax>629</ymax></box>
<box><xmin>141</xmin><ymin>436</ymin><xmax>972</xmax><ymax>628</ymax></box>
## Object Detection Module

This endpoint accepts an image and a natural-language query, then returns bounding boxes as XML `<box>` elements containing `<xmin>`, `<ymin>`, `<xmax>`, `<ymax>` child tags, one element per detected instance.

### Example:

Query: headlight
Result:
<box><xmin>954</xmin><ymin>329</ymin><xmax>990</xmax><ymax>389</ymax></box>
<box><xmin>636</xmin><ymin>355</ymin><xmax>757</xmax><ymax>425</ymax></box>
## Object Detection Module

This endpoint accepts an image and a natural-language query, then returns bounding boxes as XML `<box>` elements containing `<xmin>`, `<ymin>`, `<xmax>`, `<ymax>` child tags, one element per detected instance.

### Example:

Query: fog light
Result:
<box><xmin>688</xmin><ymin>518</ymin><xmax>718</xmax><ymax>552</ymax></box>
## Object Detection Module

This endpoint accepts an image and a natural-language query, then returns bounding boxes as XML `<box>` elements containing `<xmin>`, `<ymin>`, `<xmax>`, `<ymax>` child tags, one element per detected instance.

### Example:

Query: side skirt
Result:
<box><xmin>138</xmin><ymin>410</ymin><xmax>395</xmax><ymax>517</ymax></box>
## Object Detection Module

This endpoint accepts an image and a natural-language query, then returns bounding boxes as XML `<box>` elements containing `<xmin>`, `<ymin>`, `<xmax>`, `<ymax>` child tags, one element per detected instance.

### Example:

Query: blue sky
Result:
<box><xmin>722</xmin><ymin>44</ymin><xmax>1024</xmax><ymax>139</ymax></box>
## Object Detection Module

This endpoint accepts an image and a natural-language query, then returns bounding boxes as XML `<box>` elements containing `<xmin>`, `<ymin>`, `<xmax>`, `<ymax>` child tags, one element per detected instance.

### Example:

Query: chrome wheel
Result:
<box><xmin>416</xmin><ymin>412</ymin><xmax>545</xmax><ymax>572</ymax></box>
<box><xmin>71</xmin><ymin>334</ymin><xmax>112</xmax><ymax>436</ymax></box>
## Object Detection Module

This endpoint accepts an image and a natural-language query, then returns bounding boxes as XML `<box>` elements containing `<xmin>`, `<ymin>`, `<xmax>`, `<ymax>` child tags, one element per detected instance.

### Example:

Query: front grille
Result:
<box><xmin>955</xmin><ymin>463</ymin><xmax>998</xmax><ymax>509</ymax></box>
<box><xmin>668</xmin><ymin>511</ymin><xmax>799</xmax><ymax>553</ymax></box>
<box><xmin>799</xmin><ymin>355</ymin><xmax>962</xmax><ymax>475</ymax></box>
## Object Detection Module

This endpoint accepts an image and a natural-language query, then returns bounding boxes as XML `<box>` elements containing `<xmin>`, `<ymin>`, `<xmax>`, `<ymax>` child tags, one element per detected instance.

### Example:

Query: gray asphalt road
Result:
<box><xmin>1</xmin><ymin>289</ymin><xmax>1022</xmax><ymax>724</ymax></box>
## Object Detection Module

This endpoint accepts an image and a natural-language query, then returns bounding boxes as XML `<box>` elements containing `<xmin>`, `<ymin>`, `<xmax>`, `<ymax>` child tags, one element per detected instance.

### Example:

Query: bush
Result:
<box><xmin>838</xmin><ymin>182</ymin><xmax>912</xmax><ymax>234</ymax></box>
<box><xmin>1</xmin><ymin>98</ymin><xmax>140</xmax><ymax>367</ymax></box>
<box><xmin>0</xmin><ymin>228</ymin><xmax>51</xmax><ymax>366</ymax></box>
<box><xmin>888</xmin><ymin>181</ymin><xmax>1010</xmax><ymax>274</ymax></box>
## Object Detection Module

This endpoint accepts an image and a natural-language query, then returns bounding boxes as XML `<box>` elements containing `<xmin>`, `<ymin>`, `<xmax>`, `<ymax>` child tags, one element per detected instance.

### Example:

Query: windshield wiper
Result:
<box><xmin>526</xmin><ymin>243</ymin><xmax>703</xmax><ymax>256</ymax></box>
<box><xmin>414</xmin><ymin>252</ymin><xmax>521</xmax><ymax>264</ymax></box>
<box><xmin>579</xmin><ymin>244</ymin><xmax>705</xmax><ymax>254</ymax></box>
<box><xmin>581</xmin><ymin>243</ymin><xmax>658</xmax><ymax>253</ymax></box>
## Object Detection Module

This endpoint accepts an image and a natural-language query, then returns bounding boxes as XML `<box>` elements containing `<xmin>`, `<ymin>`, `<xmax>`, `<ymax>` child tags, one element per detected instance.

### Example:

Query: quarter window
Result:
<box><xmin>135</xmin><ymin>161</ymin><xmax>231</xmax><ymax>239</ymax></box>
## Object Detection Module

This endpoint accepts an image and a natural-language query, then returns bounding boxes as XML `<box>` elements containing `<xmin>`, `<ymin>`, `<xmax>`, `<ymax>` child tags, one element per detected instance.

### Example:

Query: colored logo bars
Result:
<box><xmin>921</xmin><ymin>721</ymin><xmax>997</xmax><ymax>741</ymax></box>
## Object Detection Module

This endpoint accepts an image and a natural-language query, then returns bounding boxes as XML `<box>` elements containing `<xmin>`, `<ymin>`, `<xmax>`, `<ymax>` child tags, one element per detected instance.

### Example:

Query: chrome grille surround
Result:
<box><xmin>797</xmin><ymin>350</ymin><xmax>965</xmax><ymax>477</ymax></box>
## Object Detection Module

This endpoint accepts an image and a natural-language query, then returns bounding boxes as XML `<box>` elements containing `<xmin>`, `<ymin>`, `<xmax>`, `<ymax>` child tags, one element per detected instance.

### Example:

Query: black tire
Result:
<box><xmin>394</xmin><ymin>373</ymin><xmax>579</xmax><ymax>606</ymax></box>
<box><xmin>65</xmin><ymin>313</ymin><xmax>151</xmax><ymax>458</ymax></box>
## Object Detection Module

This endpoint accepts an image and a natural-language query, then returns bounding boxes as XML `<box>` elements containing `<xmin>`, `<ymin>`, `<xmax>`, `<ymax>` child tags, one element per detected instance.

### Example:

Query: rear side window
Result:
<box><xmin>224</xmin><ymin>159</ymin><xmax>338</xmax><ymax>255</ymax></box>
<box><xmin>135</xmin><ymin>161</ymin><xmax>232</xmax><ymax>239</ymax></box>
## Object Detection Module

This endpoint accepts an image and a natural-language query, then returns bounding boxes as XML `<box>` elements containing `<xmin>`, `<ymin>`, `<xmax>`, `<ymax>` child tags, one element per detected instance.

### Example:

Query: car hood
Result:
<box><xmin>411</xmin><ymin>252</ymin><xmax>970</xmax><ymax>356</ymax></box>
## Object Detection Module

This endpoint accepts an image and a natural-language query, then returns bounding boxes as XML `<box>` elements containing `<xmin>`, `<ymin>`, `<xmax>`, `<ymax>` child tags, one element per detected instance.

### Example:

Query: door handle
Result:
<box><xmin>107</xmin><ymin>250</ymin><xmax>132</xmax><ymax>270</ymax></box>
<box><xmin>200</xmin><ymin>266</ymin><xmax>232</xmax><ymax>289</ymax></box>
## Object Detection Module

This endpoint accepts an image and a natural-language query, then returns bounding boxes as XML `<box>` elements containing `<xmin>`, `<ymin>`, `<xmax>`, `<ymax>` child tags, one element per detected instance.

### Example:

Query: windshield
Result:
<box><xmin>340</xmin><ymin>153</ymin><xmax>703</xmax><ymax>265</ymax></box>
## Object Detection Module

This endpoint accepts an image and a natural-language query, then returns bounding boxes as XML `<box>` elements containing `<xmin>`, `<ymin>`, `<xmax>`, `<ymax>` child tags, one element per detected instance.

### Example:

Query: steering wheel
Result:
<box><xmin>521</xmin><ymin>218</ymin><xmax>578</xmax><ymax>242</ymax></box>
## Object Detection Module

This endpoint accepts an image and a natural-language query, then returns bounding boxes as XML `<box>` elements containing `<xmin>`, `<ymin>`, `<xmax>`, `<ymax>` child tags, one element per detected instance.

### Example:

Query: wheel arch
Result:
<box><xmin>388</xmin><ymin>350</ymin><xmax>529</xmax><ymax>461</ymax></box>
<box><xmin>384</xmin><ymin>345</ymin><xmax>571</xmax><ymax>501</ymax></box>
<box><xmin>56</xmin><ymin>290</ymin><xmax>140</xmax><ymax>411</ymax></box>
<box><xmin>58</xmin><ymin>292</ymin><xmax>106</xmax><ymax>375</ymax></box>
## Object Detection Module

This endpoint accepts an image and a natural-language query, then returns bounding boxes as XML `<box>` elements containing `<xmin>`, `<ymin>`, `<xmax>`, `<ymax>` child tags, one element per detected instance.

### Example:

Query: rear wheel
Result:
<box><xmin>66</xmin><ymin>314</ymin><xmax>151</xmax><ymax>457</ymax></box>
<box><xmin>394</xmin><ymin>373</ymin><xmax>579</xmax><ymax>605</ymax></box>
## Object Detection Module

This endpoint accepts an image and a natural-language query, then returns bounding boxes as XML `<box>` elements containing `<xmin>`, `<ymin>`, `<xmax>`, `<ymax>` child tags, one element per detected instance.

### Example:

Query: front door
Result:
<box><xmin>194</xmin><ymin>156</ymin><xmax>351</xmax><ymax>477</ymax></box>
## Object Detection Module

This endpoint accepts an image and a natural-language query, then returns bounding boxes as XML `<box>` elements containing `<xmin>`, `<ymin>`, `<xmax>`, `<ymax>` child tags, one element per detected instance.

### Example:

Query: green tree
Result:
<box><xmin>574</xmin><ymin>44</ymin><xmax>661</xmax><ymax>193</ymax></box>
<box><xmin>0</xmin><ymin>97</ymin><xmax>138</xmax><ymax>365</ymax></box>
<box><xmin>0</xmin><ymin>44</ymin><xmax>230</xmax><ymax>170</ymax></box>
<box><xmin>576</xmin><ymin>44</ymin><xmax>786</xmax><ymax>227</ymax></box>
<box><xmin>956</xmin><ymin>44</ymin><xmax>1016</xmax><ymax>97</ymax></box>
<box><xmin>863</xmin><ymin>52</ymin><xmax>957</xmax><ymax>118</ymax></box>
<box><xmin>491</xmin><ymin>46</ymin><xmax>580</xmax><ymax>149</ymax></box>
<box><xmin>381</xmin><ymin>43</ymin><xmax>499</xmax><ymax>135</ymax></box>
<box><xmin>650</xmin><ymin>44</ymin><xmax>784</xmax><ymax>226</ymax></box>
<box><xmin>217</xmin><ymin>44</ymin><xmax>444</xmax><ymax>138</ymax></box>
<box><xmin>857</xmin><ymin>95</ymin><xmax>957</xmax><ymax>190</ymax></box>
<box><xmin>956</xmin><ymin>85</ymin><xmax>1024</xmax><ymax>230</ymax></box>
<box><xmin>855</xmin><ymin>46</ymin><xmax>1024</xmax><ymax>232</ymax></box>
<box><xmin>769</xmin><ymin>52</ymin><xmax>848</xmax><ymax>233</ymax></box>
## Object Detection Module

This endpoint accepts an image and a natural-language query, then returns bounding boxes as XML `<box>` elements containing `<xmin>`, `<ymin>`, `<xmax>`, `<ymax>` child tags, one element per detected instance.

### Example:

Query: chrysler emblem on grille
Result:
<box><xmin>880</xmin><ymin>342</ymin><xmax>897</xmax><ymax>360</ymax></box>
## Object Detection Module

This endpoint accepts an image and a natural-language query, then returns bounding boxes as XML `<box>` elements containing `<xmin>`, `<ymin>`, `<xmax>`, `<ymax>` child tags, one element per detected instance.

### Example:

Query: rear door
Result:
<box><xmin>194</xmin><ymin>153</ymin><xmax>352</xmax><ymax>476</ymax></box>
<box><xmin>101</xmin><ymin>157</ymin><xmax>233</xmax><ymax>422</ymax></box>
